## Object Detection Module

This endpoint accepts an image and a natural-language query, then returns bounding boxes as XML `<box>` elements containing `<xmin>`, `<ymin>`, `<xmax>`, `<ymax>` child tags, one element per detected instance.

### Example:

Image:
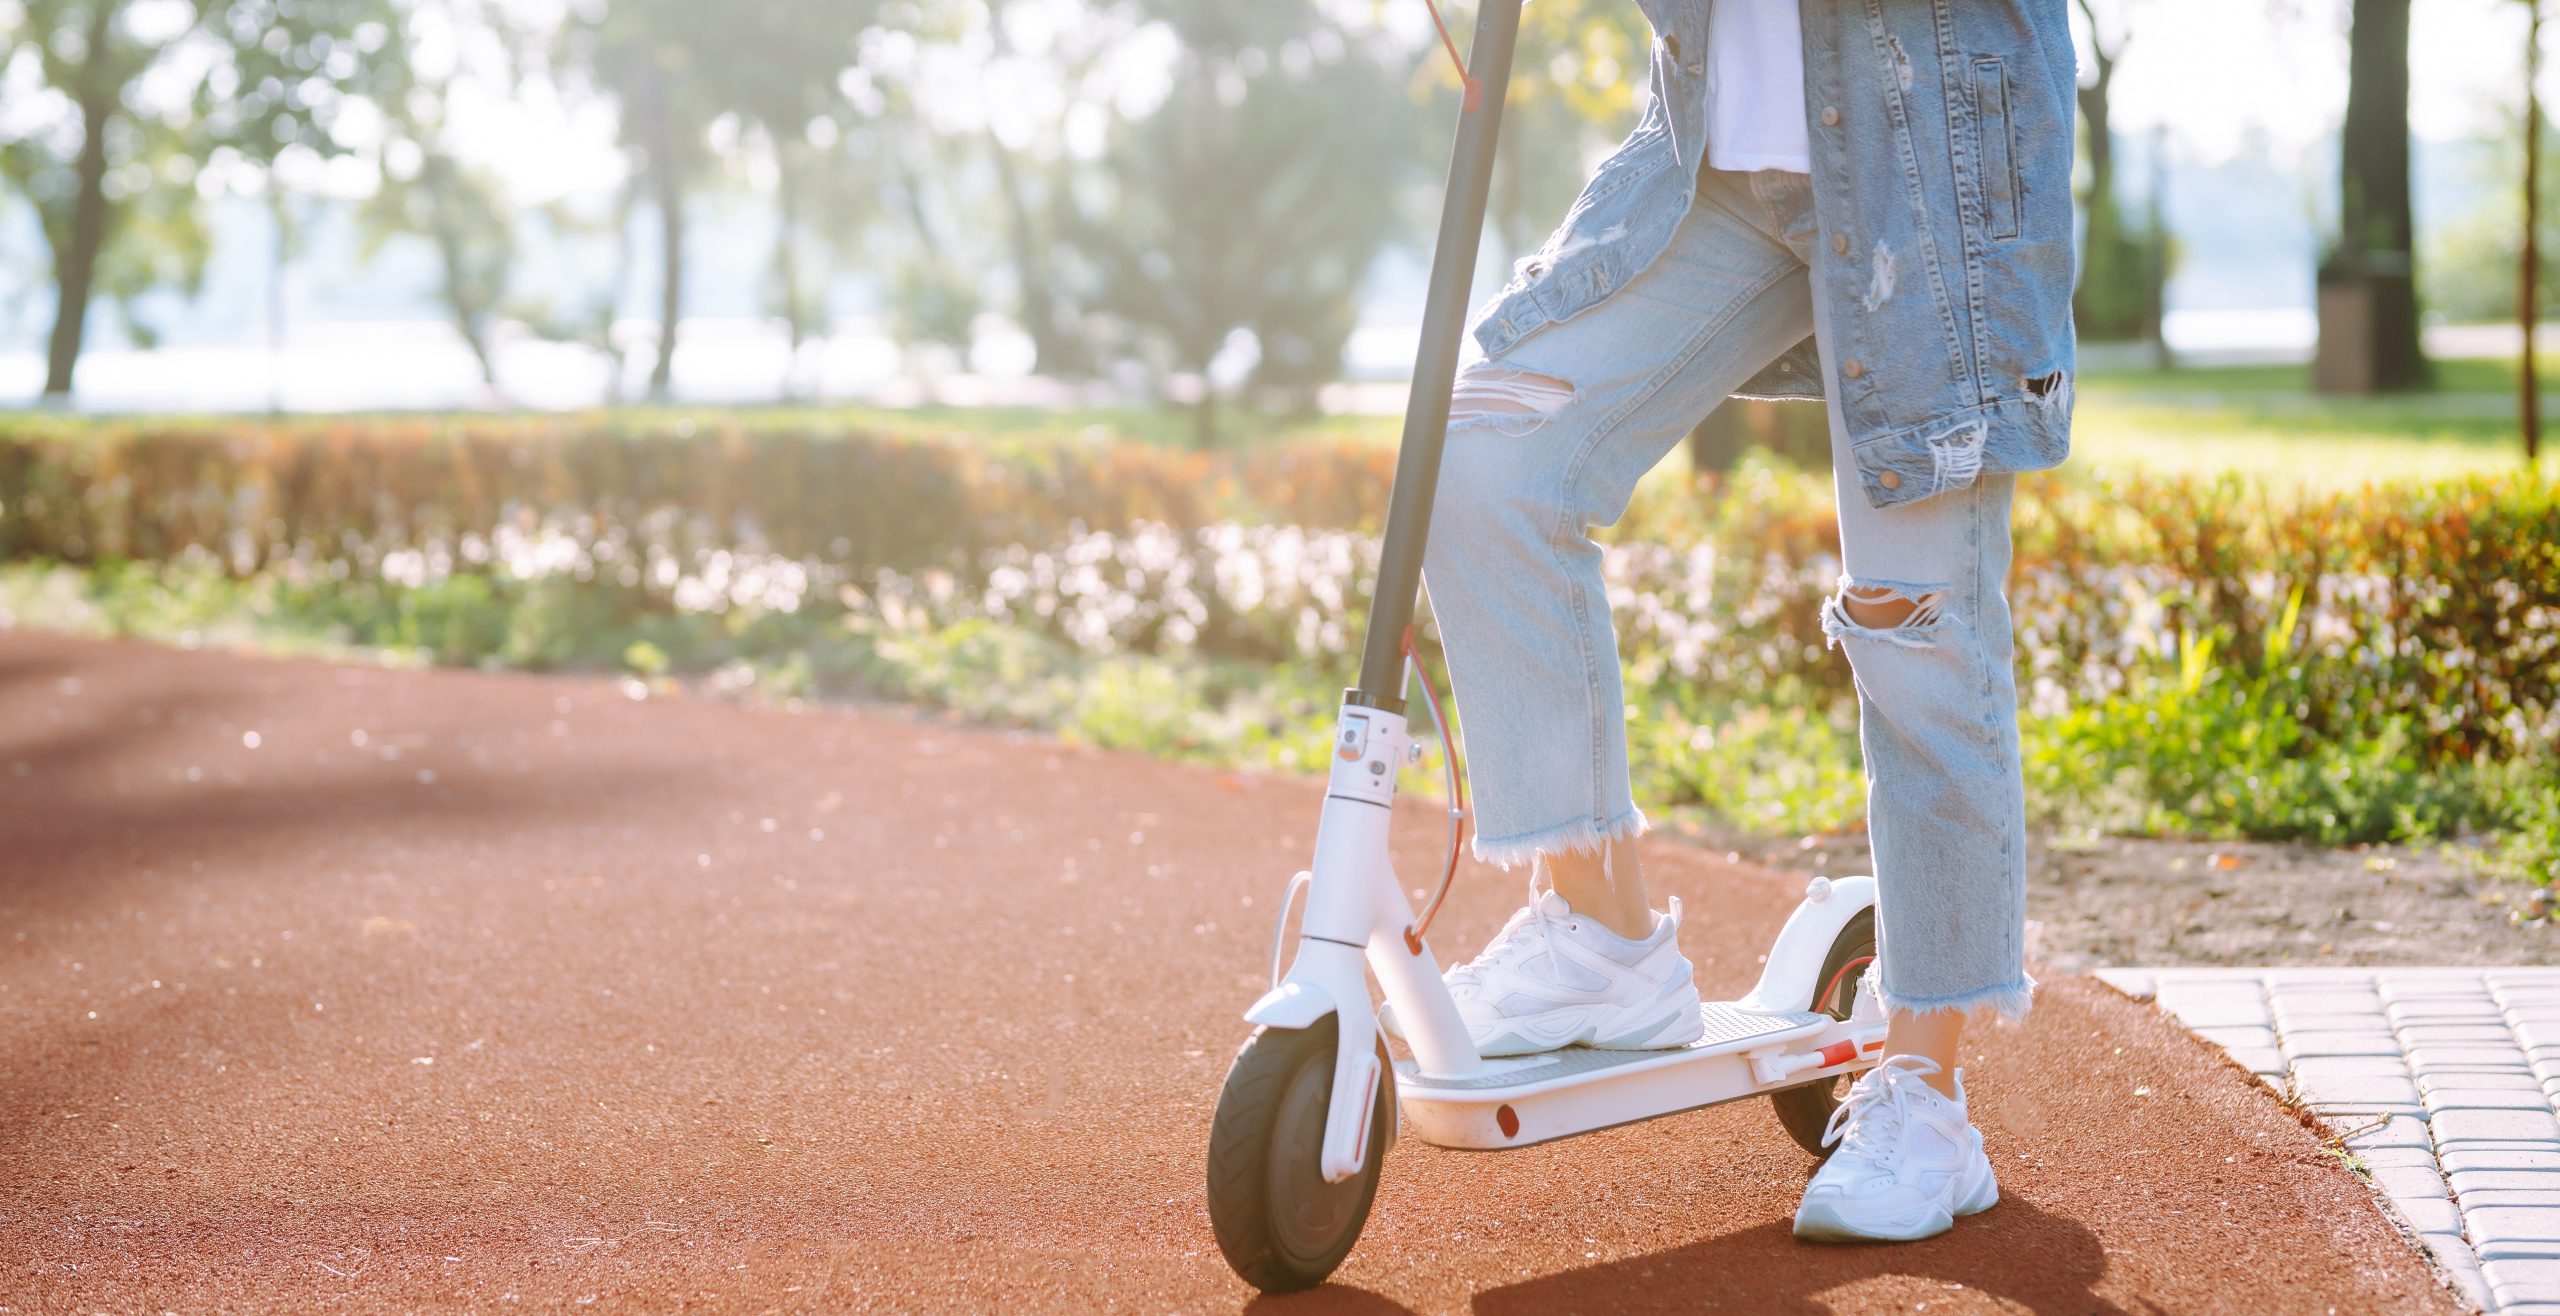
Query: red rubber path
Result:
<box><xmin>0</xmin><ymin>634</ymin><xmax>2456</xmax><ymax>1312</ymax></box>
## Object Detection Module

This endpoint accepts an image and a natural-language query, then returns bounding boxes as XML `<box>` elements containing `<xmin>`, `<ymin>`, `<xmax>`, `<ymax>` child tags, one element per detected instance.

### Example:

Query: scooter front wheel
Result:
<box><xmin>1206</xmin><ymin>1015</ymin><xmax>1395</xmax><ymax>1292</ymax></box>
<box><xmin>1768</xmin><ymin>907</ymin><xmax>1878</xmax><ymax>1158</ymax></box>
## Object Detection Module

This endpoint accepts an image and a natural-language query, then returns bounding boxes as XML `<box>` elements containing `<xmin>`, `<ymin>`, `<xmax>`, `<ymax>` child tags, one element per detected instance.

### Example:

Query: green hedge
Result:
<box><xmin>2</xmin><ymin>414</ymin><xmax>2554</xmax><ymax>856</ymax></box>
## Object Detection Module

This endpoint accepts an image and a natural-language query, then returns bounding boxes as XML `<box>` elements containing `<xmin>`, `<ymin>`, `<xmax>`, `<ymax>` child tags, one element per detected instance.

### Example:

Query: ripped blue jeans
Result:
<box><xmin>1420</xmin><ymin>167</ymin><xmax>2033</xmax><ymax>1020</ymax></box>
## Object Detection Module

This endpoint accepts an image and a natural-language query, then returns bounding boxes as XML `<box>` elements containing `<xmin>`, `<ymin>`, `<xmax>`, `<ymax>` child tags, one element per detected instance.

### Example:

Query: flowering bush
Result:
<box><xmin>2</xmin><ymin>415</ymin><xmax>2553</xmax><ymax>862</ymax></box>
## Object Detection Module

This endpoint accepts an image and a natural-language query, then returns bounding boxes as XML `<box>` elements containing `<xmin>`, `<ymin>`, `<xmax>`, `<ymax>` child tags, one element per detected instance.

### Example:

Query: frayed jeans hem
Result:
<box><xmin>1878</xmin><ymin>973</ymin><xmax>2035</xmax><ymax>1024</ymax></box>
<box><xmin>1470</xmin><ymin>805</ymin><xmax>1649</xmax><ymax>871</ymax></box>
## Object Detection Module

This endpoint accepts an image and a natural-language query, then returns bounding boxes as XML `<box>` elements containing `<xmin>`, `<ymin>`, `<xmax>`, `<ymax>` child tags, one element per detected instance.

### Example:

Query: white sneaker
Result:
<box><xmin>1792</xmin><ymin>1055</ymin><xmax>2000</xmax><ymax>1243</ymax></box>
<box><xmin>1386</xmin><ymin>879</ymin><xmax>1703</xmax><ymax>1057</ymax></box>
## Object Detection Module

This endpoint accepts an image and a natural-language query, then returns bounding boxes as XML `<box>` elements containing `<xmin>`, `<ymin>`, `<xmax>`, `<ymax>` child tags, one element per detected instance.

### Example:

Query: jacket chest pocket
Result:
<box><xmin>1972</xmin><ymin>57</ymin><xmax>2021</xmax><ymax>242</ymax></box>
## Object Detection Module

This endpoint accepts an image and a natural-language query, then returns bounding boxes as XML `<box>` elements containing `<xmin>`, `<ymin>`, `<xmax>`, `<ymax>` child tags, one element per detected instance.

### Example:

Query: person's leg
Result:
<box><xmin>1776</xmin><ymin>167</ymin><xmax>2028</xmax><ymax>1242</ymax></box>
<box><xmin>1540</xmin><ymin>842</ymin><xmax>1647</xmax><ymax>942</ymax></box>
<box><xmin>1405</xmin><ymin>168</ymin><xmax>1819</xmax><ymax>1053</ymax></box>
<box><xmin>1424</xmin><ymin>166</ymin><xmax>1815</xmax><ymax>888</ymax></box>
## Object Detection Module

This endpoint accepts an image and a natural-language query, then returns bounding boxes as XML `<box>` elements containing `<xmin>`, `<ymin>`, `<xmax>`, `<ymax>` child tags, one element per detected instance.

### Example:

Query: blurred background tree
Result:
<box><xmin>1066</xmin><ymin>0</ymin><xmax>1412</xmax><ymax>447</ymax></box>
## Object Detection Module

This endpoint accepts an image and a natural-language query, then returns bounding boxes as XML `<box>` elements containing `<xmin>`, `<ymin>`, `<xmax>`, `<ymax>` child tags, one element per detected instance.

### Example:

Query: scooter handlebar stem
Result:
<box><xmin>1351</xmin><ymin>0</ymin><xmax>1526</xmax><ymax>710</ymax></box>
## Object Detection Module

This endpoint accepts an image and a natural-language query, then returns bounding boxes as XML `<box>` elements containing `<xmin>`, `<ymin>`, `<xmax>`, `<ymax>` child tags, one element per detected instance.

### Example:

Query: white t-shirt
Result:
<box><xmin>1704</xmin><ymin>0</ymin><xmax>1811</xmax><ymax>174</ymax></box>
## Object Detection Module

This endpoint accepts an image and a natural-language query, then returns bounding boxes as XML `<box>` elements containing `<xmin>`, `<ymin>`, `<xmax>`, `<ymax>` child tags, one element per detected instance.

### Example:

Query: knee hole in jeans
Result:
<box><xmin>1821</xmin><ymin>579</ymin><xmax>1948</xmax><ymax>651</ymax></box>
<box><xmin>1451</xmin><ymin>364</ymin><xmax>1574</xmax><ymax>437</ymax></box>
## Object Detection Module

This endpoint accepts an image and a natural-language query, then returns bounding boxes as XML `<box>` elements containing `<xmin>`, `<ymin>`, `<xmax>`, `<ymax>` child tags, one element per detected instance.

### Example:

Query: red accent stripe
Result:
<box><xmin>1819</xmin><ymin>1040</ymin><xmax>1858</xmax><ymax>1068</ymax></box>
<box><xmin>1419</xmin><ymin>0</ymin><xmax>1483</xmax><ymax>111</ymax></box>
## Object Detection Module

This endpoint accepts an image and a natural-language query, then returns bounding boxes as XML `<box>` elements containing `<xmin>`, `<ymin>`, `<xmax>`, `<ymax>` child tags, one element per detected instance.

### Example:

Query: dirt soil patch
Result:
<box><xmin>1675</xmin><ymin>820</ymin><xmax>2556</xmax><ymax>972</ymax></box>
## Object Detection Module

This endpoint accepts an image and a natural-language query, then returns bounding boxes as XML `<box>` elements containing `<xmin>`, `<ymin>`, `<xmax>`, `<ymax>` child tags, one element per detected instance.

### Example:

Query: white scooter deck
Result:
<box><xmin>1393</xmin><ymin>1002</ymin><xmax>1878</xmax><ymax>1150</ymax></box>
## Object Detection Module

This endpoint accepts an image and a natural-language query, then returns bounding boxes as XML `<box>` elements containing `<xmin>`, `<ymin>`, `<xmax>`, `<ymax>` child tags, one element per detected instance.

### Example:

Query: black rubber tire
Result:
<box><xmin>1769</xmin><ymin>907</ymin><xmax>1878</xmax><ymax>1159</ymax></box>
<box><xmin>1206</xmin><ymin>1015</ymin><xmax>1395</xmax><ymax>1293</ymax></box>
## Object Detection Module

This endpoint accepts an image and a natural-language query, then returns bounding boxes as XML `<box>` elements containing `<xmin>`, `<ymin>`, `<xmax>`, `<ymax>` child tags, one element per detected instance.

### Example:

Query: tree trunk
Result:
<box><xmin>268</xmin><ymin>192</ymin><xmax>290</xmax><ymax>414</ymax></box>
<box><xmin>436</xmin><ymin>225</ymin><xmax>499</xmax><ymax>388</ymax></box>
<box><xmin>989</xmin><ymin>132</ymin><xmax>1086</xmax><ymax>376</ymax></box>
<box><xmin>41</xmin><ymin>7</ymin><xmax>119</xmax><ymax>401</ymax></box>
<box><xmin>774</xmin><ymin>149</ymin><xmax>807</xmax><ymax>401</ymax></box>
<box><xmin>2330</xmin><ymin>0</ymin><xmax>2424</xmax><ymax>391</ymax></box>
<box><xmin>1192</xmin><ymin>380</ymin><xmax>1217</xmax><ymax>452</ymax></box>
<box><xmin>651</xmin><ymin>156</ymin><xmax>684</xmax><ymax>400</ymax></box>
<box><xmin>2527</xmin><ymin>0</ymin><xmax>2544</xmax><ymax>464</ymax></box>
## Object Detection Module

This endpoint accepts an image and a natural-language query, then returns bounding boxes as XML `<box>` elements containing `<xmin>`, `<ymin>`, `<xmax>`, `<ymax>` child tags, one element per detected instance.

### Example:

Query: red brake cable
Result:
<box><xmin>1420</xmin><ymin>0</ymin><xmax>1483</xmax><ymax>112</ymax></box>
<box><xmin>1401</xmin><ymin>624</ymin><xmax>1469</xmax><ymax>955</ymax></box>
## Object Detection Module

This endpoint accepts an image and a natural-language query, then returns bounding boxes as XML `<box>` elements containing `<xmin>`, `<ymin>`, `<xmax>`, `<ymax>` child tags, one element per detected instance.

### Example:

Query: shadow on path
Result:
<box><xmin>1472</xmin><ymin>1197</ymin><xmax>2143</xmax><ymax>1316</ymax></box>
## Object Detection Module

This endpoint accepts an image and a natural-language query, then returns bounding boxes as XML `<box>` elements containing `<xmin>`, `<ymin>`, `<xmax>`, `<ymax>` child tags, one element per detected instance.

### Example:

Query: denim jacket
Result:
<box><xmin>1471</xmin><ymin>0</ymin><xmax>2078</xmax><ymax>509</ymax></box>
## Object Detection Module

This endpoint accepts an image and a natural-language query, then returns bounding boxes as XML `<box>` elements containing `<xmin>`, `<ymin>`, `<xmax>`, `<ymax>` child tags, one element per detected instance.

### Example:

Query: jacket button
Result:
<box><xmin>1831</xmin><ymin>232</ymin><xmax>1848</xmax><ymax>255</ymax></box>
<box><xmin>1820</xmin><ymin>106</ymin><xmax>1841</xmax><ymax>127</ymax></box>
<box><xmin>1879</xmin><ymin>470</ymin><xmax>1902</xmax><ymax>491</ymax></box>
<box><xmin>1842</xmin><ymin>359</ymin><xmax>1865</xmax><ymax>380</ymax></box>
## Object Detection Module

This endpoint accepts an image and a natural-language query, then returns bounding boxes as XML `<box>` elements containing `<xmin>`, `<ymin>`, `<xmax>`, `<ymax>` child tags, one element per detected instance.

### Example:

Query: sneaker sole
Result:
<box><xmin>1387</xmin><ymin>984</ymin><xmax>1708</xmax><ymax>1058</ymax></box>
<box><xmin>1792</xmin><ymin>1154</ymin><xmax>1999</xmax><ymax>1244</ymax></box>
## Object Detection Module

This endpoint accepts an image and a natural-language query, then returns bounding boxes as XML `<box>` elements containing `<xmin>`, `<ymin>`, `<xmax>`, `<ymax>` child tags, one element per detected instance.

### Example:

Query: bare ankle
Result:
<box><xmin>1539</xmin><ymin>841</ymin><xmax>1653</xmax><ymax>940</ymax></box>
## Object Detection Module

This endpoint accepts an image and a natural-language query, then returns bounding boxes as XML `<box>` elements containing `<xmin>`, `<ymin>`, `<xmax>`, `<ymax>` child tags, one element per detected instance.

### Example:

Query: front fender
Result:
<box><xmin>1244</xmin><ymin>978</ymin><xmax>1341</xmax><ymax>1030</ymax></box>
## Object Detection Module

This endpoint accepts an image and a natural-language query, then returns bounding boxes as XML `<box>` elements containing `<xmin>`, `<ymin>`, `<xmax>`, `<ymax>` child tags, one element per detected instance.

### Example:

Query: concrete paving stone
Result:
<box><xmin>2483</xmin><ymin>1256</ymin><xmax>2560</xmax><ymax>1299</ymax></box>
<box><xmin>2271</xmin><ymin>990</ymin><xmax>2386</xmax><ymax>1011</ymax></box>
<box><xmin>2451</xmin><ymin>1169</ymin><xmax>2560</xmax><ymax>1194</ymax></box>
<box><xmin>2295</xmin><ymin>1054</ymin><xmax>2417</xmax><ymax>1078</ymax></box>
<box><xmin>2409</xmin><ymin>1044</ymin><xmax>2534</xmax><ymax>1073</ymax></box>
<box><xmin>2296</xmin><ymin>1072</ymin><xmax>2424</xmax><ymax>1108</ymax></box>
<box><xmin>2391</xmin><ymin>1000</ymin><xmax>2510</xmax><ymax>1025</ymax></box>
<box><xmin>2487</xmin><ymin>1302</ymin><xmax>2560</xmax><ymax>1316</ymax></box>
<box><xmin>2270</xmin><ymin>1004</ymin><xmax>2385</xmax><ymax>1026</ymax></box>
<box><xmin>2382</xmin><ymin>977</ymin><xmax>2494</xmax><ymax>994</ymax></box>
<box><xmin>2399</xmin><ymin>1024</ymin><xmax>2523</xmax><ymax>1045</ymax></box>
<box><xmin>2437</xmin><ymin>1110</ymin><xmax>2560</xmax><ymax>1145</ymax></box>
<box><xmin>2480</xmin><ymin>1239</ymin><xmax>2560</xmax><ymax>1264</ymax></box>
<box><xmin>2272</xmin><ymin>1011</ymin><xmax>2392</xmax><ymax>1035</ymax></box>
<box><xmin>2427</xmin><ymin>1086</ymin><xmax>2560</xmax><ymax>1114</ymax></box>
<box><xmin>2452</xmin><ymin>1189</ymin><xmax>2560</xmax><ymax>1208</ymax></box>
<box><xmin>2429</xmin><ymin>1071</ymin><xmax>2551</xmax><ymax>1093</ymax></box>
<box><xmin>2220</xmin><ymin>1045</ymin><xmax>2286</xmax><ymax>1077</ymax></box>
<box><xmin>2390</xmin><ymin>1194</ymin><xmax>2463</xmax><ymax>1235</ymax></box>
<box><xmin>2311</xmin><ymin>1102</ymin><xmax>2427</xmax><ymax>1125</ymax></box>
<box><xmin>2287</xmin><ymin>1031</ymin><xmax>2415</xmax><ymax>1060</ymax></box>
<box><xmin>2156</xmin><ymin>986</ymin><xmax>2271</xmax><ymax>1030</ymax></box>
<box><xmin>2359</xmin><ymin>1146</ymin><xmax>2448</xmax><ymax>1170</ymax></box>
<box><xmin>2192</xmin><ymin>1024</ymin><xmax>2281</xmax><ymax>1051</ymax></box>
<box><xmin>2435</xmin><ymin>1247</ymin><xmax>2493</xmax><ymax>1310</ymax></box>
<box><xmin>2345</xmin><ymin>1114</ymin><xmax>2441</xmax><ymax>1151</ymax></box>
<box><xmin>2521</xmin><ymin>1021</ymin><xmax>2560</xmax><ymax>1053</ymax></box>
<box><xmin>2371</xmin><ymin>1163</ymin><xmax>2451</xmax><ymax>1198</ymax></box>
<box><xmin>2445</xmin><ymin>1149</ymin><xmax>2560</xmax><ymax>1175</ymax></box>
<box><xmin>2473</xmin><ymin>1206</ymin><xmax>2560</xmax><ymax>1239</ymax></box>
<box><xmin>2090</xmin><ymin>969</ymin><xmax>2156</xmax><ymax>1001</ymax></box>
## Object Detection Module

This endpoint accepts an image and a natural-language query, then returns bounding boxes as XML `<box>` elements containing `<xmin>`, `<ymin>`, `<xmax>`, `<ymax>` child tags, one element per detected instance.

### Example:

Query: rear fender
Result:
<box><xmin>1735</xmin><ymin>875</ymin><xmax>1878</xmax><ymax>1014</ymax></box>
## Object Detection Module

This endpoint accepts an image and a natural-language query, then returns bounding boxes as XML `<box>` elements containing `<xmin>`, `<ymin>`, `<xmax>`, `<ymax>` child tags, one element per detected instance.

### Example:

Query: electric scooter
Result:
<box><xmin>1204</xmin><ymin>0</ymin><xmax>1888</xmax><ymax>1294</ymax></box>
<box><xmin>1192</xmin><ymin>0</ymin><xmax>1884</xmax><ymax>1290</ymax></box>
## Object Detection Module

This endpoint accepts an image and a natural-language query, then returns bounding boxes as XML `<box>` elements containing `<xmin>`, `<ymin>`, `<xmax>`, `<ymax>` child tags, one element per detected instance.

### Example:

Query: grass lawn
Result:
<box><xmin>836</xmin><ymin>353</ymin><xmax>2559</xmax><ymax>486</ymax></box>
<box><xmin>2068</xmin><ymin>355</ymin><xmax>2558</xmax><ymax>485</ymax></box>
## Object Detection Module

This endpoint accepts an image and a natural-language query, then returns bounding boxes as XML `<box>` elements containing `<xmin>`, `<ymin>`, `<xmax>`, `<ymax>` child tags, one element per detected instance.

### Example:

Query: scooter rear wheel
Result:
<box><xmin>1768</xmin><ymin>907</ymin><xmax>1878</xmax><ymax>1158</ymax></box>
<box><xmin>1206</xmin><ymin>1015</ymin><xmax>1395</xmax><ymax>1292</ymax></box>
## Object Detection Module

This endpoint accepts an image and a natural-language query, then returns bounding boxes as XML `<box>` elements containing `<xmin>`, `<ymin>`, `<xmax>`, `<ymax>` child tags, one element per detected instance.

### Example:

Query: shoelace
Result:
<box><xmin>1448</xmin><ymin>867</ymin><xmax>1567</xmax><ymax>986</ymax></box>
<box><xmin>1820</xmin><ymin>1054</ymin><xmax>1946</xmax><ymax>1160</ymax></box>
